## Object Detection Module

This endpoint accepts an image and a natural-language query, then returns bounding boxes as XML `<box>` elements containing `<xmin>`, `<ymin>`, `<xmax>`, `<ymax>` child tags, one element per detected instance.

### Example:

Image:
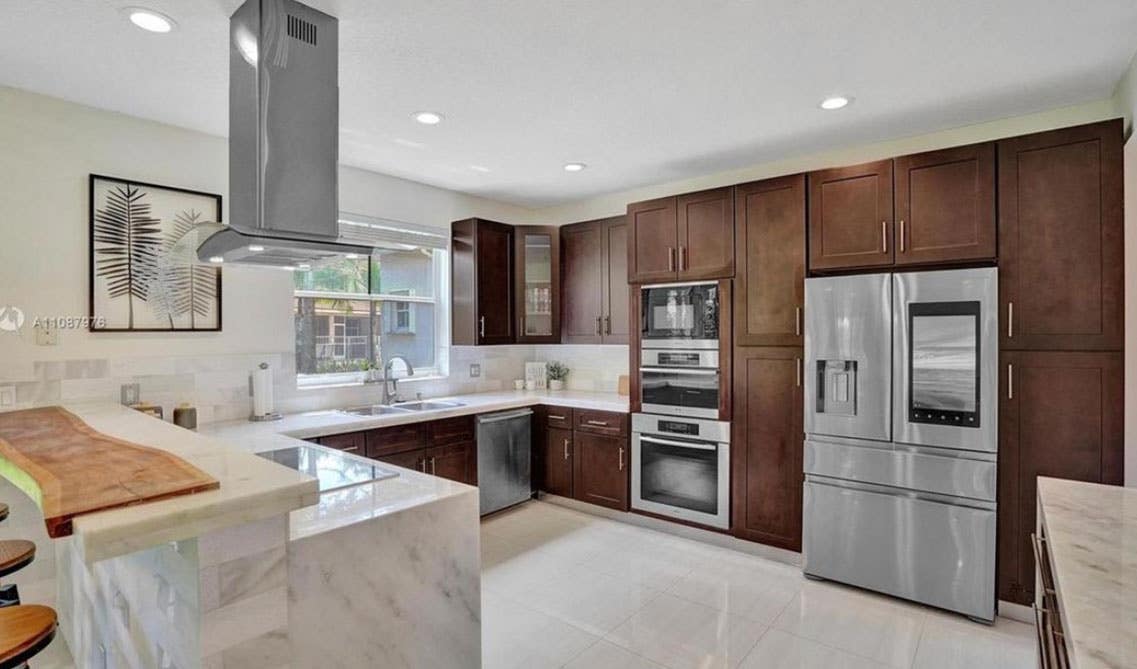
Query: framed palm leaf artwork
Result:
<box><xmin>89</xmin><ymin>174</ymin><xmax>223</xmax><ymax>331</ymax></box>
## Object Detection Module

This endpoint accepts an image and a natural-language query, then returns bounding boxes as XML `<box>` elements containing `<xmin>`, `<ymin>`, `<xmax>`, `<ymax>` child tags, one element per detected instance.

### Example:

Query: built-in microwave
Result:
<box><xmin>640</xmin><ymin>282</ymin><xmax>719</xmax><ymax>349</ymax></box>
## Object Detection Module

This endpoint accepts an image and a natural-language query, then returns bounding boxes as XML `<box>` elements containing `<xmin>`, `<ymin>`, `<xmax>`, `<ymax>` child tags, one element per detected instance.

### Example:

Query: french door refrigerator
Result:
<box><xmin>802</xmin><ymin>268</ymin><xmax>998</xmax><ymax>622</ymax></box>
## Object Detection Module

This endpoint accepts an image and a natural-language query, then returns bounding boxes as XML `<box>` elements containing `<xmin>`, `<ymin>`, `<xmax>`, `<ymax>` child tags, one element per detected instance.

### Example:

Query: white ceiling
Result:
<box><xmin>1</xmin><ymin>0</ymin><xmax>1135</xmax><ymax>207</ymax></box>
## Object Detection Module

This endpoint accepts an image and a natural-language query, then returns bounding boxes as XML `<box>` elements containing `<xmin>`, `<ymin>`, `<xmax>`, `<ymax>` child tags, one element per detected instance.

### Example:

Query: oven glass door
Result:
<box><xmin>640</xmin><ymin>367</ymin><xmax>720</xmax><ymax>418</ymax></box>
<box><xmin>638</xmin><ymin>435</ymin><xmax>721</xmax><ymax>516</ymax></box>
<box><xmin>908</xmin><ymin>301</ymin><xmax>981</xmax><ymax>427</ymax></box>
<box><xmin>641</xmin><ymin>284</ymin><xmax>719</xmax><ymax>342</ymax></box>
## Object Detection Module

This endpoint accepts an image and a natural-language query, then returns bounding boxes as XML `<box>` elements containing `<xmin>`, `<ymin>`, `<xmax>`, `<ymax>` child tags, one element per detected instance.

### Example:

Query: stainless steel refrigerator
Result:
<box><xmin>803</xmin><ymin>267</ymin><xmax>998</xmax><ymax>622</ymax></box>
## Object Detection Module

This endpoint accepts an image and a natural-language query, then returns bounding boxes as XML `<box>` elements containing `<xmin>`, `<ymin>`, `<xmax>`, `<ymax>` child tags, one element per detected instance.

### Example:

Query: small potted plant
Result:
<box><xmin>361</xmin><ymin>360</ymin><xmax>382</xmax><ymax>384</ymax></box>
<box><xmin>547</xmin><ymin>361</ymin><xmax>569</xmax><ymax>390</ymax></box>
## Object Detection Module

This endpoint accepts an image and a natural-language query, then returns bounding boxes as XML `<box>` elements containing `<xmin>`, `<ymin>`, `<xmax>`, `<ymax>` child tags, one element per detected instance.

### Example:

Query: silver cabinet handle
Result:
<box><xmin>1008</xmin><ymin>363</ymin><xmax>1014</xmax><ymax>400</ymax></box>
<box><xmin>596</xmin><ymin>316</ymin><xmax>603</xmax><ymax>336</ymax></box>
<box><xmin>668</xmin><ymin>247</ymin><xmax>676</xmax><ymax>272</ymax></box>
<box><xmin>548</xmin><ymin>414</ymin><xmax>565</xmax><ymax>420</ymax></box>
<box><xmin>563</xmin><ymin>438</ymin><xmax>570</xmax><ymax>460</ymax></box>
<box><xmin>679</xmin><ymin>246</ymin><xmax>687</xmax><ymax>271</ymax></box>
<box><xmin>605</xmin><ymin>315</ymin><xmax>612</xmax><ymax>335</ymax></box>
<box><xmin>342</xmin><ymin>445</ymin><xmax>359</xmax><ymax>453</ymax></box>
<box><xmin>479</xmin><ymin>316</ymin><xmax>486</xmax><ymax>338</ymax></box>
<box><xmin>899</xmin><ymin>219</ymin><xmax>905</xmax><ymax>252</ymax></box>
<box><xmin>1008</xmin><ymin>302</ymin><xmax>1014</xmax><ymax>338</ymax></box>
<box><xmin>881</xmin><ymin>221</ymin><xmax>888</xmax><ymax>253</ymax></box>
<box><xmin>796</xmin><ymin>358</ymin><xmax>802</xmax><ymax>387</ymax></box>
<box><xmin>618</xmin><ymin>447</ymin><xmax>625</xmax><ymax>471</ymax></box>
<box><xmin>519</xmin><ymin>316</ymin><xmax>524</xmax><ymax>337</ymax></box>
<box><xmin>420</xmin><ymin>458</ymin><xmax>427</xmax><ymax>472</ymax></box>
<box><xmin>586</xmin><ymin>420</ymin><xmax>610</xmax><ymax>426</ymax></box>
<box><xmin>431</xmin><ymin>456</ymin><xmax>436</xmax><ymax>475</ymax></box>
<box><xmin>795</xmin><ymin>307</ymin><xmax>801</xmax><ymax>336</ymax></box>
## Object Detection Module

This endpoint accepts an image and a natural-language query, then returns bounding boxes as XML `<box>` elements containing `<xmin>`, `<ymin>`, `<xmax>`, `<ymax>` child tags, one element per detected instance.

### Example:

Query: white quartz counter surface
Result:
<box><xmin>200</xmin><ymin>389</ymin><xmax>629</xmax><ymax>540</ymax></box>
<box><xmin>56</xmin><ymin>403</ymin><xmax>320</xmax><ymax>563</ymax></box>
<box><xmin>1037</xmin><ymin>477</ymin><xmax>1137</xmax><ymax>669</ymax></box>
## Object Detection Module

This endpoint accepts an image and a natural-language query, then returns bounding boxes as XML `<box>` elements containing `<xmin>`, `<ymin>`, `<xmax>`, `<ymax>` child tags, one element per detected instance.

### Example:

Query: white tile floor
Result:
<box><xmin>481</xmin><ymin>501</ymin><xmax>1036</xmax><ymax>669</ymax></box>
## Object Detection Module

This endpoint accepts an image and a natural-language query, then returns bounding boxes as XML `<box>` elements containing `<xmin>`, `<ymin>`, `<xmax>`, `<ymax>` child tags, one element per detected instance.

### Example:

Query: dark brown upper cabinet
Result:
<box><xmin>808</xmin><ymin>159</ymin><xmax>894</xmax><ymax>271</ymax></box>
<box><xmin>998</xmin><ymin>119</ymin><xmax>1124</xmax><ymax>352</ymax></box>
<box><xmin>627</xmin><ymin>187</ymin><xmax>734</xmax><ymax>283</ymax></box>
<box><xmin>561</xmin><ymin>216</ymin><xmax>628</xmax><ymax>344</ymax></box>
<box><xmin>734</xmin><ymin>175</ymin><xmax>806</xmax><ymax>347</ymax></box>
<box><xmin>451</xmin><ymin>218</ymin><xmax>514</xmax><ymax>345</ymax></box>
<box><xmin>894</xmin><ymin>142</ymin><xmax>996</xmax><ymax>266</ymax></box>
<box><xmin>514</xmin><ymin>226</ymin><xmax>561</xmax><ymax>344</ymax></box>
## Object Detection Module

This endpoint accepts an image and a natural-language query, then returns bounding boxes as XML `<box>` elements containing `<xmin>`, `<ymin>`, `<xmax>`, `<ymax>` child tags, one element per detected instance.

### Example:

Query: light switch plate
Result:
<box><xmin>35</xmin><ymin>323</ymin><xmax>59</xmax><ymax>346</ymax></box>
<box><xmin>469</xmin><ymin>363</ymin><xmax>481</xmax><ymax>378</ymax></box>
<box><xmin>0</xmin><ymin>386</ymin><xmax>15</xmax><ymax>407</ymax></box>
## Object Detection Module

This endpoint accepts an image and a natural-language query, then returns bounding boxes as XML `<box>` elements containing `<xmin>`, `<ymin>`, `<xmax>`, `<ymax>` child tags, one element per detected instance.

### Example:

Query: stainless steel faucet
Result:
<box><xmin>381</xmin><ymin>355</ymin><xmax>414</xmax><ymax>405</ymax></box>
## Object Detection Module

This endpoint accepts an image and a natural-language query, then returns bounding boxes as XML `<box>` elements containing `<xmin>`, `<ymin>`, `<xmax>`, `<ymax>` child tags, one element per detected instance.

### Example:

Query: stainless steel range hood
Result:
<box><xmin>196</xmin><ymin>0</ymin><xmax>369</xmax><ymax>266</ymax></box>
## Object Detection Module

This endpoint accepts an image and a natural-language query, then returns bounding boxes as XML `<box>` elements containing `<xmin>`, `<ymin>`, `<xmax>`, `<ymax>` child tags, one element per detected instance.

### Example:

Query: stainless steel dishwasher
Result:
<box><xmin>476</xmin><ymin>409</ymin><xmax>533</xmax><ymax>515</ymax></box>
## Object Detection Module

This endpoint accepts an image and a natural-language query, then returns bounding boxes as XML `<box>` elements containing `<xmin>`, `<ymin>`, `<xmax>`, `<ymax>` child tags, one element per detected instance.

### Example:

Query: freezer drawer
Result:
<box><xmin>804</xmin><ymin>438</ymin><xmax>996</xmax><ymax>502</ymax></box>
<box><xmin>803</xmin><ymin>478</ymin><xmax>996</xmax><ymax>621</ymax></box>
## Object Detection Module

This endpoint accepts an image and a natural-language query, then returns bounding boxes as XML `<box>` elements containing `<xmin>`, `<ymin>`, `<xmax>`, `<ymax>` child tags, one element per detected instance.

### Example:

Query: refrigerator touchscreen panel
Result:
<box><xmin>908</xmin><ymin>301</ymin><xmax>981</xmax><ymax>427</ymax></box>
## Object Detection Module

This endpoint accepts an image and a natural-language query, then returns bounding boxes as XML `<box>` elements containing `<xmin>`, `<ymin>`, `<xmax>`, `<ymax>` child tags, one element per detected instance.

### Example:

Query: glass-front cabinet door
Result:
<box><xmin>514</xmin><ymin>226</ymin><xmax>561</xmax><ymax>343</ymax></box>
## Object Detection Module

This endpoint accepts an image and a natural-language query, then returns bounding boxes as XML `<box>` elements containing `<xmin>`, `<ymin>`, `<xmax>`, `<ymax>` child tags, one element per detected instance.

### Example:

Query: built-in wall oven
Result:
<box><xmin>640</xmin><ymin>349</ymin><xmax>720</xmax><ymax>419</ymax></box>
<box><xmin>631</xmin><ymin>413</ymin><xmax>730</xmax><ymax>529</ymax></box>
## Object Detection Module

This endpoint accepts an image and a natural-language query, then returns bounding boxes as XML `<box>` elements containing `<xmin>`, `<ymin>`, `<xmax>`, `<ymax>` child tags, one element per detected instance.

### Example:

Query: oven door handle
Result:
<box><xmin>639</xmin><ymin>367</ymin><xmax>720</xmax><ymax>375</ymax></box>
<box><xmin>638</xmin><ymin>435</ymin><xmax>718</xmax><ymax>451</ymax></box>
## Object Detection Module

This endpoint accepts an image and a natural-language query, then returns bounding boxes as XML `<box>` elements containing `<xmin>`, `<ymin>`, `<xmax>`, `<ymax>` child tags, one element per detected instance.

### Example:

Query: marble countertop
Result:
<box><xmin>1037</xmin><ymin>477</ymin><xmax>1137</xmax><ymax>669</ymax></box>
<box><xmin>55</xmin><ymin>403</ymin><xmax>320</xmax><ymax>563</ymax></box>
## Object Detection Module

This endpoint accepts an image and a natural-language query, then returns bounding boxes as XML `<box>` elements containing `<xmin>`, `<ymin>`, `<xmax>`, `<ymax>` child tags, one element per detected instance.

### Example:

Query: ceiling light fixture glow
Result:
<box><xmin>126</xmin><ymin>8</ymin><xmax>176</xmax><ymax>33</ymax></box>
<box><xmin>563</xmin><ymin>162</ymin><xmax>587</xmax><ymax>172</ymax></box>
<box><xmin>819</xmin><ymin>96</ymin><xmax>851</xmax><ymax>110</ymax></box>
<box><xmin>296</xmin><ymin>263</ymin><xmax>311</xmax><ymax>271</ymax></box>
<box><xmin>208</xmin><ymin>256</ymin><xmax>224</xmax><ymax>264</ymax></box>
<box><xmin>247</xmin><ymin>244</ymin><xmax>265</xmax><ymax>252</ymax></box>
<box><xmin>412</xmin><ymin>111</ymin><xmax>444</xmax><ymax>125</ymax></box>
<box><xmin>344</xmin><ymin>253</ymin><xmax>359</xmax><ymax>259</ymax></box>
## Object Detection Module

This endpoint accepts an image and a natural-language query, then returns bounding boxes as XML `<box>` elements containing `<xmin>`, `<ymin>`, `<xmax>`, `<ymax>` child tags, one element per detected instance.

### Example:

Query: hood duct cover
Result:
<box><xmin>197</xmin><ymin>0</ymin><xmax>369</xmax><ymax>266</ymax></box>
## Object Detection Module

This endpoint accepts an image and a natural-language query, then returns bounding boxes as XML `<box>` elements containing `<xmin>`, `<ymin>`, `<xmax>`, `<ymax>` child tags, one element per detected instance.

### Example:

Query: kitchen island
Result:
<box><xmin>1035</xmin><ymin>477</ymin><xmax>1137</xmax><ymax>669</ymax></box>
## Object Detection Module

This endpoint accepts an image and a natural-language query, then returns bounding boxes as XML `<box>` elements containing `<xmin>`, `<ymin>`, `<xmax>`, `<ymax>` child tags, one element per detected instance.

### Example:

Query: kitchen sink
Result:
<box><xmin>339</xmin><ymin>405</ymin><xmax>414</xmax><ymax>416</ymax></box>
<box><xmin>391</xmin><ymin>400</ymin><xmax>466</xmax><ymax>411</ymax></box>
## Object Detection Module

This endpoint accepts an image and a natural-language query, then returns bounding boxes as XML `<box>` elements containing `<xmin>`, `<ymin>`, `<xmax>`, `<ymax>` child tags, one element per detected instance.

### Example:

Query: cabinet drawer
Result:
<box><xmin>575</xmin><ymin>409</ymin><xmax>628</xmax><ymax>436</ymax></box>
<box><xmin>318</xmin><ymin>432</ymin><xmax>365</xmax><ymax>455</ymax></box>
<box><xmin>429</xmin><ymin>416</ymin><xmax>475</xmax><ymax>445</ymax></box>
<box><xmin>365</xmin><ymin>423</ymin><xmax>427</xmax><ymax>458</ymax></box>
<box><xmin>544</xmin><ymin>407</ymin><xmax>574</xmax><ymax>430</ymax></box>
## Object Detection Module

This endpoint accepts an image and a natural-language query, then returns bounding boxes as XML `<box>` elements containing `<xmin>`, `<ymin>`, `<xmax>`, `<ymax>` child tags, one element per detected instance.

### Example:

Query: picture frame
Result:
<box><xmin>88</xmin><ymin>174</ymin><xmax>223</xmax><ymax>332</ymax></box>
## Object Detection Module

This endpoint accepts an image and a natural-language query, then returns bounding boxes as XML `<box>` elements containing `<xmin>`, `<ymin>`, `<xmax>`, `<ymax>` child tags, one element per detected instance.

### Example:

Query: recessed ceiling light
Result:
<box><xmin>247</xmin><ymin>244</ymin><xmax>265</xmax><ymax>252</ymax></box>
<box><xmin>208</xmin><ymin>256</ymin><xmax>224</xmax><ymax>264</ymax></box>
<box><xmin>412</xmin><ymin>111</ymin><xmax>444</xmax><ymax>125</ymax></box>
<box><xmin>469</xmin><ymin>165</ymin><xmax>491</xmax><ymax>173</ymax></box>
<box><xmin>344</xmin><ymin>253</ymin><xmax>359</xmax><ymax>259</ymax></box>
<box><xmin>819</xmin><ymin>96</ymin><xmax>851</xmax><ymax>110</ymax></box>
<box><xmin>125</xmin><ymin>7</ymin><xmax>176</xmax><ymax>33</ymax></box>
<box><xmin>563</xmin><ymin>162</ymin><xmax>587</xmax><ymax>172</ymax></box>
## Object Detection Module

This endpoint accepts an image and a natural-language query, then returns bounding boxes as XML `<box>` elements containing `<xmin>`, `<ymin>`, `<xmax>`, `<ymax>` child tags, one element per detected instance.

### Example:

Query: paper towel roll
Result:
<box><xmin>250</xmin><ymin>362</ymin><xmax>274</xmax><ymax>418</ymax></box>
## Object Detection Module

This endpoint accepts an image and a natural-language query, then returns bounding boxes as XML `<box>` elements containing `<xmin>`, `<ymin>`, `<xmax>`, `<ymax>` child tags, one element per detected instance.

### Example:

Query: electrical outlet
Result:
<box><xmin>0</xmin><ymin>386</ymin><xmax>15</xmax><ymax>407</ymax></box>
<box><xmin>469</xmin><ymin>363</ymin><xmax>481</xmax><ymax>378</ymax></box>
<box><xmin>35</xmin><ymin>322</ymin><xmax>59</xmax><ymax>346</ymax></box>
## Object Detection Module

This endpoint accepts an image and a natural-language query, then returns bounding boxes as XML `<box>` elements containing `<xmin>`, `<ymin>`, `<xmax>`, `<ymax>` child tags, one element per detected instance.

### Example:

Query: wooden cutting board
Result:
<box><xmin>0</xmin><ymin>406</ymin><xmax>219</xmax><ymax>537</ymax></box>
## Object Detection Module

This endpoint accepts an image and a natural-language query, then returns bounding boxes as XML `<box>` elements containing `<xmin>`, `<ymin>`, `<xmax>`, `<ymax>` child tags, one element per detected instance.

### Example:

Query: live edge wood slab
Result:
<box><xmin>0</xmin><ymin>406</ymin><xmax>219</xmax><ymax>538</ymax></box>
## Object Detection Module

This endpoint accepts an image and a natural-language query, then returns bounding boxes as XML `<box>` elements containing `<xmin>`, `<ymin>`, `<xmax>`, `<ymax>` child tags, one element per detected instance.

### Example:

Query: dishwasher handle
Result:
<box><xmin>477</xmin><ymin>408</ymin><xmax>534</xmax><ymax>424</ymax></box>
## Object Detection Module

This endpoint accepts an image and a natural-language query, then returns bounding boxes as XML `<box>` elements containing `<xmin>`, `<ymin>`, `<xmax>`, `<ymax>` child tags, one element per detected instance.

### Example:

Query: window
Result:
<box><xmin>294</xmin><ymin>216</ymin><xmax>448</xmax><ymax>386</ymax></box>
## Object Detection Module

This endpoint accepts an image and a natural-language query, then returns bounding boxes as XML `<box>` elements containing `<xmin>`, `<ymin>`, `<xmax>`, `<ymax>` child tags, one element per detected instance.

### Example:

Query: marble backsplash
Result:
<box><xmin>0</xmin><ymin>344</ymin><xmax>629</xmax><ymax>425</ymax></box>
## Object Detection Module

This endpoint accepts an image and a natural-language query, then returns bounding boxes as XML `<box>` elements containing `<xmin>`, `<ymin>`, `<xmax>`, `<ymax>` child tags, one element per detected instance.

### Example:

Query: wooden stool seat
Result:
<box><xmin>0</xmin><ymin>605</ymin><xmax>57</xmax><ymax>669</ymax></box>
<box><xmin>0</xmin><ymin>503</ymin><xmax>8</xmax><ymax>523</ymax></box>
<box><xmin>0</xmin><ymin>541</ymin><xmax>35</xmax><ymax>579</ymax></box>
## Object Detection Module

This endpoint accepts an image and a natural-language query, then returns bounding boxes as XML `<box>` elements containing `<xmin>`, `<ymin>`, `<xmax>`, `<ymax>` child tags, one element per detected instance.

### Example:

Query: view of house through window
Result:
<box><xmin>293</xmin><ymin>247</ymin><xmax>443</xmax><ymax>383</ymax></box>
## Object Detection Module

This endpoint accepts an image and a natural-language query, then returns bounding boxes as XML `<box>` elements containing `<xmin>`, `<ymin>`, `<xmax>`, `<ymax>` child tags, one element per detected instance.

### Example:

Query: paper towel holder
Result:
<box><xmin>249</xmin><ymin>362</ymin><xmax>283</xmax><ymax>422</ymax></box>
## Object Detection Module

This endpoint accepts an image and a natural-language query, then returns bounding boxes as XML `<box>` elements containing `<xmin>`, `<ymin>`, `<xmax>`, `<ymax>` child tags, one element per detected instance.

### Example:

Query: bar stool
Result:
<box><xmin>0</xmin><ymin>605</ymin><xmax>57</xmax><ymax>669</ymax></box>
<box><xmin>0</xmin><ymin>541</ymin><xmax>35</xmax><ymax>609</ymax></box>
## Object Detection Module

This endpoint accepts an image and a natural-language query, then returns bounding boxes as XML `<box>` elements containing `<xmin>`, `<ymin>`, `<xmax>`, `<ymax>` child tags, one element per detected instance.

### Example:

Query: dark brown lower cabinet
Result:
<box><xmin>375</xmin><ymin>449</ymin><xmax>427</xmax><ymax>472</ymax></box>
<box><xmin>997</xmin><ymin>350</ymin><xmax>1124</xmax><ymax>604</ymax></box>
<box><xmin>573</xmin><ymin>431</ymin><xmax>629</xmax><ymax>511</ymax></box>
<box><xmin>427</xmin><ymin>442</ymin><xmax>478</xmax><ymax>484</ymax></box>
<box><xmin>544</xmin><ymin>427</ymin><xmax>574</xmax><ymax>498</ymax></box>
<box><xmin>731</xmin><ymin>347</ymin><xmax>804</xmax><ymax>551</ymax></box>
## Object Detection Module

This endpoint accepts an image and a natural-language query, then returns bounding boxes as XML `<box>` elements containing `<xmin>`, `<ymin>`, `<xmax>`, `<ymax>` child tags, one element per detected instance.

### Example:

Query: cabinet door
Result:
<box><xmin>477</xmin><ymin>221</ymin><xmax>515</xmax><ymax>344</ymax></box>
<box><xmin>734</xmin><ymin>175</ymin><xmax>806</xmax><ymax>347</ymax></box>
<box><xmin>318</xmin><ymin>431</ymin><xmax>366</xmax><ymax>456</ymax></box>
<box><xmin>573</xmin><ymin>432</ymin><xmax>629</xmax><ymax>510</ymax></box>
<box><xmin>376</xmin><ymin>449</ymin><xmax>426</xmax><ymax>472</ymax></box>
<box><xmin>677</xmin><ymin>187</ymin><xmax>735</xmax><ymax>280</ymax></box>
<box><xmin>808</xmin><ymin>159</ymin><xmax>894</xmax><ymax>271</ymax></box>
<box><xmin>627</xmin><ymin>197</ymin><xmax>679</xmax><ymax>283</ymax></box>
<box><xmin>894</xmin><ymin>143</ymin><xmax>995</xmax><ymax>266</ymax></box>
<box><xmin>544</xmin><ymin>427</ymin><xmax>574</xmax><ymax>497</ymax></box>
<box><xmin>515</xmin><ymin>226</ymin><xmax>560</xmax><ymax>343</ymax></box>
<box><xmin>998</xmin><ymin>120</ymin><xmax>1123</xmax><ymax>351</ymax></box>
<box><xmin>561</xmin><ymin>221</ymin><xmax>604</xmax><ymax>343</ymax></box>
<box><xmin>427</xmin><ymin>442</ymin><xmax>477</xmax><ymax>485</ymax></box>
<box><xmin>996</xmin><ymin>351</ymin><xmax>1123</xmax><ymax>604</ymax></box>
<box><xmin>602</xmin><ymin>216</ymin><xmax>630</xmax><ymax>344</ymax></box>
<box><xmin>731</xmin><ymin>347</ymin><xmax>803</xmax><ymax>551</ymax></box>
